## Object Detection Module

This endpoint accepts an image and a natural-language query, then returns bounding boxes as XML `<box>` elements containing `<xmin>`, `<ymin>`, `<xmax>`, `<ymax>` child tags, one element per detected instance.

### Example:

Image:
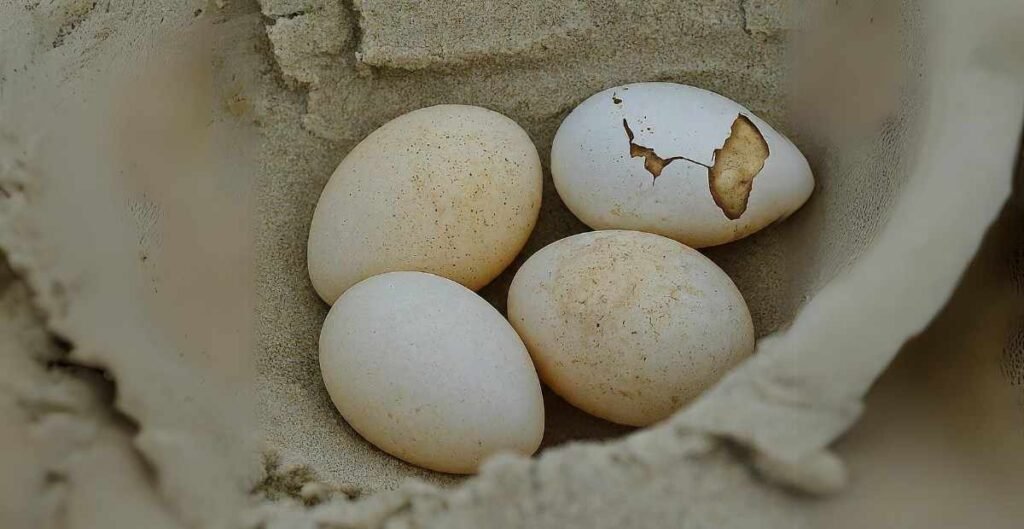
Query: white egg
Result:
<box><xmin>308</xmin><ymin>105</ymin><xmax>542</xmax><ymax>304</ymax></box>
<box><xmin>551</xmin><ymin>82</ymin><xmax>813</xmax><ymax>248</ymax></box>
<box><xmin>319</xmin><ymin>271</ymin><xmax>545</xmax><ymax>474</ymax></box>
<box><xmin>507</xmin><ymin>230</ymin><xmax>754</xmax><ymax>427</ymax></box>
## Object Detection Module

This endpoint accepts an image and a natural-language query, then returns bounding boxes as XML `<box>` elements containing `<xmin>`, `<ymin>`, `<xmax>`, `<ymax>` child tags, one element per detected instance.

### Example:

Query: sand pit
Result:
<box><xmin>1</xmin><ymin>1</ymin><xmax>1022</xmax><ymax>528</ymax></box>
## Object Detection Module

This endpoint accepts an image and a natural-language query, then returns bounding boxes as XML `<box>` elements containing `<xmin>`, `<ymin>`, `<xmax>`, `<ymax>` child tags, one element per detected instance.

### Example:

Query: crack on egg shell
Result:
<box><xmin>622</xmin><ymin>118</ymin><xmax>707</xmax><ymax>178</ymax></box>
<box><xmin>620</xmin><ymin>114</ymin><xmax>770</xmax><ymax>220</ymax></box>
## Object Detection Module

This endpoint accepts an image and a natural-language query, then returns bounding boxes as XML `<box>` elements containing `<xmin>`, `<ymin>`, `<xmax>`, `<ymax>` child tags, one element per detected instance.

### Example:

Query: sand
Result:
<box><xmin>2</xmin><ymin>0</ymin><xmax>1023</xmax><ymax>528</ymax></box>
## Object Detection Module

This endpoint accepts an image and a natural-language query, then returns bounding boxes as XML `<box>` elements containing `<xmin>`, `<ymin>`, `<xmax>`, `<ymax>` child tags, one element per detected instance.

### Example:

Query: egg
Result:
<box><xmin>319</xmin><ymin>271</ymin><xmax>545</xmax><ymax>474</ymax></box>
<box><xmin>551</xmin><ymin>83</ymin><xmax>813</xmax><ymax>248</ymax></box>
<box><xmin>507</xmin><ymin>230</ymin><xmax>754</xmax><ymax>427</ymax></box>
<box><xmin>308</xmin><ymin>105</ymin><xmax>542</xmax><ymax>304</ymax></box>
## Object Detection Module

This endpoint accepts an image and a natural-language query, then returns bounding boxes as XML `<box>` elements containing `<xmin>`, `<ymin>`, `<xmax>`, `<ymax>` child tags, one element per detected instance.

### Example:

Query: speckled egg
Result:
<box><xmin>551</xmin><ymin>82</ymin><xmax>813</xmax><ymax>248</ymax></box>
<box><xmin>507</xmin><ymin>230</ymin><xmax>754</xmax><ymax>427</ymax></box>
<box><xmin>319</xmin><ymin>271</ymin><xmax>545</xmax><ymax>474</ymax></box>
<box><xmin>308</xmin><ymin>105</ymin><xmax>542</xmax><ymax>304</ymax></box>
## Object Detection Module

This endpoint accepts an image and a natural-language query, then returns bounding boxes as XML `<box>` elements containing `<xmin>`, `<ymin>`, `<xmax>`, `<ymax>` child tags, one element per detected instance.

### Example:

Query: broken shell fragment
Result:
<box><xmin>551</xmin><ymin>83</ymin><xmax>813</xmax><ymax>248</ymax></box>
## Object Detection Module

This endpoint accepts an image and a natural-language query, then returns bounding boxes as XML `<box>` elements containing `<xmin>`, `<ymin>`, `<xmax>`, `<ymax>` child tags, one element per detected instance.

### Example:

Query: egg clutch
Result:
<box><xmin>307</xmin><ymin>83</ymin><xmax>814</xmax><ymax>474</ymax></box>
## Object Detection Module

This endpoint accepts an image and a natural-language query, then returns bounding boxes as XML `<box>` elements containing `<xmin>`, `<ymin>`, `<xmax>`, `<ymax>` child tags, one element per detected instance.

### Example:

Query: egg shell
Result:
<box><xmin>507</xmin><ymin>230</ymin><xmax>754</xmax><ymax>427</ymax></box>
<box><xmin>319</xmin><ymin>271</ymin><xmax>545</xmax><ymax>474</ymax></box>
<box><xmin>551</xmin><ymin>82</ymin><xmax>813</xmax><ymax>248</ymax></box>
<box><xmin>308</xmin><ymin>105</ymin><xmax>543</xmax><ymax>304</ymax></box>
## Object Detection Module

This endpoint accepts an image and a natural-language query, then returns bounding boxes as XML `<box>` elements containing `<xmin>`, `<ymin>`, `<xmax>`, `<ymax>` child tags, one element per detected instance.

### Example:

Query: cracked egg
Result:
<box><xmin>551</xmin><ymin>83</ymin><xmax>814</xmax><ymax>248</ymax></box>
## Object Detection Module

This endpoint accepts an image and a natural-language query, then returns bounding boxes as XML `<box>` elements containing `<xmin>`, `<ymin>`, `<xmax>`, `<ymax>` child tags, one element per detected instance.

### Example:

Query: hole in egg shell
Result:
<box><xmin>621</xmin><ymin>112</ymin><xmax>770</xmax><ymax>220</ymax></box>
<box><xmin>623</xmin><ymin>118</ymin><xmax>690</xmax><ymax>178</ymax></box>
<box><xmin>708</xmin><ymin>115</ymin><xmax>771</xmax><ymax>220</ymax></box>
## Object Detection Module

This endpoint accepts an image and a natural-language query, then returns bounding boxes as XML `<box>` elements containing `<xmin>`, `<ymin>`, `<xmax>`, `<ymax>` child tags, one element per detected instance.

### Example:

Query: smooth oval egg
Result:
<box><xmin>308</xmin><ymin>105</ymin><xmax>542</xmax><ymax>304</ymax></box>
<box><xmin>319</xmin><ymin>271</ymin><xmax>545</xmax><ymax>474</ymax></box>
<box><xmin>551</xmin><ymin>82</ymin><xmax>813</xmax><ymax>248</ymax></box>
<box><xmin>507</xmin><ymin>230</ymin><xmax>754</xmax><ymax>427</ymax></box>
